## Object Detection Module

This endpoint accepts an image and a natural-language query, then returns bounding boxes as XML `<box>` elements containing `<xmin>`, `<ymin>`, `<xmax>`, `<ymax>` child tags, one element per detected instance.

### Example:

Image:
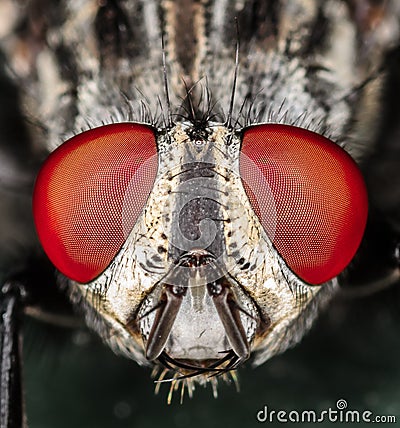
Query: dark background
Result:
<box><xmin>23</xmin><ymin>289</ymin><xmax>400</xmax><ymax>428</ymax></box>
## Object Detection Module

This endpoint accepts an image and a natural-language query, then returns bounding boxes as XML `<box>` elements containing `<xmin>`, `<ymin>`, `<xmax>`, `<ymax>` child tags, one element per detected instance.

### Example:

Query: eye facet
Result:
<box><xmin>33</xmin><ymin>123</ymin><xmax>158</xmax><ymax>283</ymax></box>
<box><xmin>240</xmin><ymin>124</ymin><xmax>368</xmax><ymax>285</ymax></box>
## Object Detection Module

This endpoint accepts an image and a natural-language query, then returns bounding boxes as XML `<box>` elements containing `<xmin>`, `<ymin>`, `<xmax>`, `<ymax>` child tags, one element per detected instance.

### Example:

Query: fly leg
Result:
<box><xmin>0</xmin><ymin>281</ymin><xmax>26</xmax><ymax>428</ymax></box>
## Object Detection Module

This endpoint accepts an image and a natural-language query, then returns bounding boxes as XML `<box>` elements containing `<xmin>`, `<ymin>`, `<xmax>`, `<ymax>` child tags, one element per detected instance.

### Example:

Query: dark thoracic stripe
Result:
<box><xmin>94</xmin><ymin>0</ymin><xmax>135</xmax><ymax>68</ymax></box>
<box><xmin>94</xmin><ymin>0</ymin><xmax>166</xmax><ymax>70</ymax></box>
<box><xmin>237</xmin><ymin>0</ymin><xmax>282</xmax><ymax>46</ymax></box>
<box><xmin>299</xmin><ymin>4</ymin><xmax>329</xmax><ymax>57</ymax></box>
<box><xmin>171</xmin><ymin>0</ymin><xmax>198</xmax><ymax>77</ymax></box>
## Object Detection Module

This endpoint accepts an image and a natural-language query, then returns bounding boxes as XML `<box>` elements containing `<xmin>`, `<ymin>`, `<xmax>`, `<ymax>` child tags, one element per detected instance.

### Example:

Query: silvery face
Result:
<box><xmin>68</xmin><ymin>119</ymin><xmax>335</xmax><ymax>383</ymax></box>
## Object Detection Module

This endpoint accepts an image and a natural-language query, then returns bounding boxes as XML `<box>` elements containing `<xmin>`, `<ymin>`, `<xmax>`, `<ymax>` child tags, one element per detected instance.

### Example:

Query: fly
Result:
<box><xmin>0</xmin><ymin>0</ymin><xmax>400</xmax><ymax>425</ymax></box>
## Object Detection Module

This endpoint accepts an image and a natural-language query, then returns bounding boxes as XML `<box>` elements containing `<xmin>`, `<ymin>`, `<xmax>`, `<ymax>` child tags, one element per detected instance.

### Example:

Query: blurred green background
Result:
<box><xmin>24</xmin><ymin>289</ymin><xmax>400</xmax><ymax>428</ymax></box>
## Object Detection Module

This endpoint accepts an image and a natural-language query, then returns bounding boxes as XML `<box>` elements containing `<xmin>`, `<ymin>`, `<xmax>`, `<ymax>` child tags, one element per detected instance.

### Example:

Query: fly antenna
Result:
<box><xmin>226</xmin><ymin>18</ymin><xmax>240</xmax><ymax>129</ymax></box>
<box><xmin>162</xmin><ymin>33</ymin><xmax>173</xmax><ymax>128</ymax></box>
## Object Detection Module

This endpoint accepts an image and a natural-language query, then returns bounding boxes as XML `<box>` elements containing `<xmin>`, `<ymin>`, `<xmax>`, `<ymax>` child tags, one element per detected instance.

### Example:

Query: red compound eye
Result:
<box><xmin>33</xmin><ymin>123</ymin><xmax>158</xmax><ymax>283</ymax></box>
<box><xmin>240</xmin><ymin>124</ymin><xmax>368</xmax><ymax>285</ymax></box>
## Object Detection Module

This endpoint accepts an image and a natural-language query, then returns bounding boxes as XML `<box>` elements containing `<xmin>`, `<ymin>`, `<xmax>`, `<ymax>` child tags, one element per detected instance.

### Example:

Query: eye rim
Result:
<box><xmin>239</xmin><ymin>122</ymin><xmax>369</xmax><ymax>286</ymax></box>
<box><xmin>32</xmin><ymin>121</ymin><xmax>159</xmax><ymax>284</ymax></box>
<box><xmin>62</xmin><ymin>121</ymin><xmax>159</xmax><ymax>147</ymax></box>
<box><xmin>239</xmin><ymin>122</ymin><xmax>335</xmax><ymax>142</ymax></box>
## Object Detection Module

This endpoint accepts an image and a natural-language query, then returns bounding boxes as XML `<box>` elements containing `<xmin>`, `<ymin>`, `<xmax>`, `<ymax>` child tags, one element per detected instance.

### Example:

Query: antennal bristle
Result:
<box><xmin>161</xmin><ymin>34</ymin><xmax>173</xmax><ymax>128</ymax></box>
<box><xmin>226</xmin><ymin>18</ymin><xmax>240</xmax><ymax>129</ymax></box>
